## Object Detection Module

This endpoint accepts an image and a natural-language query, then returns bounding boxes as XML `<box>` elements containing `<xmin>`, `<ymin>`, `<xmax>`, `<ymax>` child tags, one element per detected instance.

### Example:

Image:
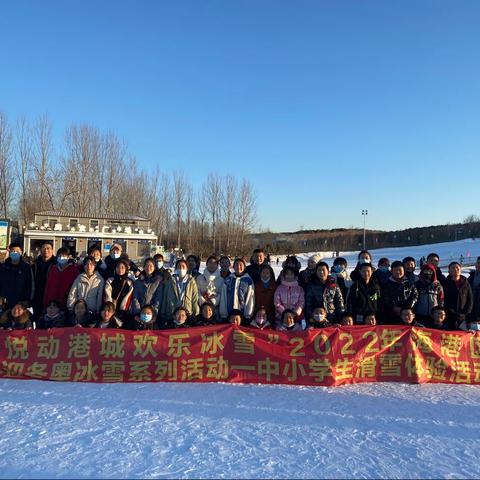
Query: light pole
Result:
<box><xmin>362</xmin><ymin>209</ymin><xmax>368</xmax><ymax>249</ymax></box>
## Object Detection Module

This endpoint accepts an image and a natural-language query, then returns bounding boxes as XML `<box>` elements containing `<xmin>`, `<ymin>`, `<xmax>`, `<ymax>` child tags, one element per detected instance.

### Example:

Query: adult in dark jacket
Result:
<box><xmin>153</xmin><ymin>253</ymin><xmax>171</xmax><ymax>282</ymax></box>
<box><xmin>443</xmin><ymin>261</ymin><xmax>473</xmax><ymax>330</ymax></box>
<box><xmin>298</xmin><ymin>254</ymin><xmax>322</xmax><ymax>290</ymax></box>
<box><xmin>104</xmin><ymin>243</ymin><xmax>140</xmax><ymax>280</ymax></box>
<box><xmin>350</xmin><ymin>250</ymin><xmax>375</xmax><ymax>282</ymax></box>
<box><xmin>0</xmin><ymin>242</ymin><xmax>34</xmax><ymax>310</ymax></box>
<box><xmin>381</xmin><ymin>261</ymin><xmax>418</xmax><ymax>324</ymax></box>
<box><xmin>32</xmin><ymin>242</ymin><xmax>56</xmax><ymax>319</ymax></box>
<box><xmin>346</xmin><ymin>263</ymin><xmax>381</xmax><ymax>323</ymax></box>
<box><xmin>426</xmin><ymin>253</ymin><xmax>447</xmax><ymax>287</ymax></box>
<box><xmin>414</xmin><ymin>263</ymin><xmax>444</xmax><ymax>324</ymax></box>
<box><xmin>305</xmin><ymin>262</ymin><xmax>344</xmax><ymax>322</ymax></box>
<box><xmin>468</xmin><ymin>257</ymin><xmax>480</xmax><ymax>321</ymax></box>
<box><xmin>245</xmin><ymin>248</ymin><xmax>268</xmax><ymax>284</ymax></box>
<box><xmin>372</xmin><ymin>258</ymin><xmax>391</xmax><ymax>286</ymax></box>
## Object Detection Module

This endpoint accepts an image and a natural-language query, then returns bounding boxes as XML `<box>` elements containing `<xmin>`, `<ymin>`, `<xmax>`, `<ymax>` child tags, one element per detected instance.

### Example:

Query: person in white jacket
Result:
<box><xmin>220</xmin><ymin>258</ymin><xmax>255</xmax><ymax>321</ymax></box>
<box><xmin>67</xmin><ymin>256</ymin><xmax>105</xmax><ymax>313</ymax></box>
<box><xmin>196</xmin><ymin>255</ymin><xmax>224</xmax><ymax>309</ymax></box>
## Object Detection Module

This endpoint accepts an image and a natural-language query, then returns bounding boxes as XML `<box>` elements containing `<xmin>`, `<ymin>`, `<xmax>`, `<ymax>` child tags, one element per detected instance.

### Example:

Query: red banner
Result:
<box><xmin>1</xmin><ymin>325</ymin><xmax>479</xmax><ymax>385</ymax></box>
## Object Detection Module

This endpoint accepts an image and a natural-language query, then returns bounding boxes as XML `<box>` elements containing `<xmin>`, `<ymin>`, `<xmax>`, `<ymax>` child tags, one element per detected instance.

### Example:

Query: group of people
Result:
<box><xmin>0</xmin><ymin>241</ymin><xmax>478</xmax><ymax>334</ymax></box>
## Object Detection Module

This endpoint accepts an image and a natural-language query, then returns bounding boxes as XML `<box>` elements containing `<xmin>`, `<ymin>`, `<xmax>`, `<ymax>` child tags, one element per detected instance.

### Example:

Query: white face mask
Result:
<box><xmin>111</xmin><ymin>251</ymin><xmax>121</xmax><ymax>259</ymax></box>
<box><xmin>156</xmin><ymin>261</ymin><xmax>164</xmax><ymax>269</ymax></box>
<box><xmin>176</xmin><ymin>268</ymin><xmax>187</xmax><ymax>278</ymax></box>
<box><xmin>313</xmin><ymin>314</ymin><xmax>325</xmax><ymax>322</ymax></box>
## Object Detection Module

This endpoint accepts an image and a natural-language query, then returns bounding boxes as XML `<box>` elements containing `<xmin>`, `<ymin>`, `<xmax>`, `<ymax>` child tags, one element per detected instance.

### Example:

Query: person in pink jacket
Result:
<box><xmin>274</xmin><ymin>266</ymin><xmax>305</xmax><ymax>326</ymax></box>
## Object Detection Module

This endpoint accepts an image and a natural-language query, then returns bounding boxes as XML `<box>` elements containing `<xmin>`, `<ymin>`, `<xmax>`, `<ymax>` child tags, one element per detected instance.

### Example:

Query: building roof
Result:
<box><xmin>35</xmin><ymin>211</ymin><xmax>150</xmax><ymax>222</ymax></box>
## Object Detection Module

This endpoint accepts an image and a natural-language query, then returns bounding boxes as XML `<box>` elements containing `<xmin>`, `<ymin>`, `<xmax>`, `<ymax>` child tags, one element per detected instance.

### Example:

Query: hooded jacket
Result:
<box><xmin>196</xmin><ymin>268</ymin><xmax>224</xmax><ymax>307</ymax></box>
<box><xmin>305</xmin><ymin>275</ymin><xmax>345</xmax><ymax>322</ymax></box>
<box><xmin>414</xmin><ymin>263</ymin><xmax>444</xmax><ymax>317</ymax></box>
<box><xmin>274</xmin><ymin>279</ymin><xmax>305</xmax><ymax>320</ymax></box>
<box><xmin>220</xmin><ymin>272</ymin><xmax>255</xmax><ymax>320</ymax></box>
<box><xmin>131</xmin><ymin>272</ymin><xmax>163</xmax><ymax>315</ymax></box>
<box><xmin>67</xmin><ymin>271</ymin><xmax>105</xmax><ymax>313</ymax></box>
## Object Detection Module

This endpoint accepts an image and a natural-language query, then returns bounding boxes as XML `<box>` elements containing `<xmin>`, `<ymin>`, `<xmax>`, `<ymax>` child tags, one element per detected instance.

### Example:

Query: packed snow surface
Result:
<box><xmin>0</xmin><ymin>379</ymin><xmax>479</xmax><ymax>479</ymax></box>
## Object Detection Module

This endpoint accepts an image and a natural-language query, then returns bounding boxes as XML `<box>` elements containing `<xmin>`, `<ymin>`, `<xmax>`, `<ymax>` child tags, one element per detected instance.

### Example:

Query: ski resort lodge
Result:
<box><xmin>23</xmin><ymin>211</ymin><xmax>158</xmax><ymax>260</ymax></box>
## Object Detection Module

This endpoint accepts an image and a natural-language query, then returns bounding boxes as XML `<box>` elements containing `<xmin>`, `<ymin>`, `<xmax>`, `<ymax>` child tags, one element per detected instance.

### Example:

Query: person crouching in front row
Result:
<box><xmin>276</xmin><ymin>309</ymin><xmax>303</xmax><ymax>332</ymax></box>
<box><xmin>0</xmin><ymin>301</ymin><xmax>32</xmax><ymax>330</ymax></box>
<box><xmin>249</xmin><ymin>306</ymin><xmax>273</xmax><ymax>330</ymax></box>
<box><xmin>95</xmin><ymin>301</ymin><xmax>123</xmax><ymax>329</ymax></box>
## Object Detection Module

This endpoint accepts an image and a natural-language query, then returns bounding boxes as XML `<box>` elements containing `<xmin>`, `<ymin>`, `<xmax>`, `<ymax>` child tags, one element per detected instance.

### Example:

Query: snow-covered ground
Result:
<box><xmin>0</xmin><ymin>379</ymin><xmax>479</xmax><ymax>479</ymax></box>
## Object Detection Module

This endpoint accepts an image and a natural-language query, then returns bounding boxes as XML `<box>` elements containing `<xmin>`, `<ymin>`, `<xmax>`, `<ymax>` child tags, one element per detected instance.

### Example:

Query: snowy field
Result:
<box><xmin>2</xmin><ymin>238</ymin><xmax>480</xmax><ymax>479</ymax></box>
<box><xmin>0</xmin><ymin>379</ymin><xmax>479</xmax><ymax>479</ymax></box>
<box><xmin>272</xmin><ymin>237</ymin><xmax>480</xmax><ymax>274</ymax></box>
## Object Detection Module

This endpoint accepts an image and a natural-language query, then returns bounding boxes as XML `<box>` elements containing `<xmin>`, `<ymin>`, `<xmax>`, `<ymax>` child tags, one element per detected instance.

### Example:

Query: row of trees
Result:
<box><xmin>0</xmin><ymin>112</ymin><xmax>257</xmax><ymax>256</ymax></box>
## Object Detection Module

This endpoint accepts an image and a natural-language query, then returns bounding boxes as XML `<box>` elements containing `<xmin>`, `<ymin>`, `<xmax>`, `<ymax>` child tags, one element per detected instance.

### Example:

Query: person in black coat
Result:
<box><xmin>426</xmin><ymin>253</ymin><xmax>447</xmax><ymax>287</ymax></box>
<box><xmin>381</xmin><ymin>261</ymin><xmax>418</xmax><ymax>324</ymax></box>
<box><xmin>104</xmin><ymin>243</ymin><xmax>140</xmax><ymax>279</ymax></box>
<box><xmin>0</xmin><ymin>242</ymin><xmax>34</xmax><ymax>310</ymax></box>
<box><xmin>245</xmin><ymin>248</ymin><xmax>268</xmax><ymax>284</ymax></box>
<box><xmin>346</xmin><ymin>263</ymin><xmax>381</xmax><ymax>324</ymax></box>
<box><xmin>31</xmin><ymin>242</ymin><xmax>57</xmax><ymax>319</ymax></box>
<box><xmin>443</xmin><ymin>262</ymin><xmax>473</xmax><ymax>330</ymax></box>
<box><xmin>350</xmin><ymin>250</ymin><xmax>376</xmax><ymax>282</ymax></box>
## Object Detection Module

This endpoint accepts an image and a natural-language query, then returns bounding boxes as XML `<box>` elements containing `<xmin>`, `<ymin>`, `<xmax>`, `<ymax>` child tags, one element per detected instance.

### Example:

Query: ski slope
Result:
<box><xmin>271</xmin><ymin>238</ymin><xmax>480</xmax><ymax>275</ymax></box>
<box><xmin>0</xmin><ymin>379</ymin><xmax>479</xmax><ymax>479</ymax></box>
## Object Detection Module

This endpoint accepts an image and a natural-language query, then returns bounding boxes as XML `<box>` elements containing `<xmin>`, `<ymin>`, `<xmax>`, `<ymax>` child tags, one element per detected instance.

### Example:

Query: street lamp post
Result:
<box><xmin>362</xmin><ymin>209</ymin><xmax>368</xmax><ymax>249</ymax></box>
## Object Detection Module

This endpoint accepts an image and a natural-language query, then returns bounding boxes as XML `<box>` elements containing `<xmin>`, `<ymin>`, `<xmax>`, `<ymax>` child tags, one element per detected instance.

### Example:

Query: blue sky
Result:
<box><xmin>1</xmin><ymin>1</ymin><xmax>479</xmax><ymax>232</ymax></box>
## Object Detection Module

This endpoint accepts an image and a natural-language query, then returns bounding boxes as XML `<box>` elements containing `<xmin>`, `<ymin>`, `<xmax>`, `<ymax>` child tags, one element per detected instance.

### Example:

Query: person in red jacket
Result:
<box><xmin>43</xmin><ymin>247</ymin><xmax>79</xmax><ymax>310</ymax></box>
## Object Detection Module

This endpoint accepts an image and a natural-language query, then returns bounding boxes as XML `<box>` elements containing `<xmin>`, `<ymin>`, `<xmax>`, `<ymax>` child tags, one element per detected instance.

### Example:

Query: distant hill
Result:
<box><xmin>252</xmin><ymin>221</ymin><xmax>480</xmax><ymax>254</ymax></box>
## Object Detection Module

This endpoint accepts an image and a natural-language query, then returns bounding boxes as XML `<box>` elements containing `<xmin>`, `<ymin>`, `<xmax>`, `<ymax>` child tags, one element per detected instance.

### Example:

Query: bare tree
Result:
<box><xmin>204</xmin><ymin>173</ymin><xmax>223</xmax><ymax>253</ymax></box>
<box><xmin>238</xmin><ymin>178</ymin><xmax>257</xmax><ymax>251</ymax></box>
<box><xmin>172</xmin><ymin>170</ymin><xmax>187</xmax><ymax>248</ymax></box>
<box><xmin>15</xmin><ymin>116</ymin><xmax>33</xmax><ymax>225</ymax></box>
<box><xmin>222</xmin><ymin>174</ymin><xmax>238</xmax><ymax>252</ymax></box>
<box><xmin>32</xmin><ymin>115</ymin><xmax>56</xmax><ymax>210</ymax></box>
<box><xmin>0</xmin><ymin>112</ymin><xmax>14</xmax><ymax>218</ymax></box>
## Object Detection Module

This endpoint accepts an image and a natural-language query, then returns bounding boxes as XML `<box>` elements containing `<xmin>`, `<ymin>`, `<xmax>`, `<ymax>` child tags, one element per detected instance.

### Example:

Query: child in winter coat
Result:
<box><xmin>220</xmin><ymin>258</ymin><xmax>255</xmax><ymax>321</ymax></box>
<box><xmin>37</xmin><ymin>300</ymin><xmax>66</xmax><ymax>329</ymax></box>
<box><xmin>276</xmin><ymin>309</ymin><xmax>303</xmax><ymax>332</ymax></box>
<box><xmin>125</xmin><ymin>304</ymin><xmax>159</xmax><ymax>331</ymax></box>
<box><xmin>249</xmin><ymin>306</ymin><xmax>273</xmax><ymax>330</ymax></box>
<box><xmin>228</xmin><ymin>309</ymin><xmax>244</xmax><ymax>326</ymax></box>
<box><xmin>364</xmin><ymin>311</ymin><xmax>377</xmax><ymax>326</ymax></box>
<box><xmin>0</xmin><ymin>301</ymin><xmax>32</xmax><ymax>330</ymax></box>
<box><xmin>254</xmin><ymin>265</ymin><xmax>277</xmax><ymax>324</ymax></box>
<box><xmin>196</xmin><ymin>301</ymin><xmax>217</xmax><ymax>326</ymax></box>
<box><xmin>67</xmin><ymin>299</ymin><xmax>95</xmax><ymax>327</ymax></box>
<box><xmin>308</xmin><ymin>306</ymin><xmax>331</xmax><ymax>329</ymax></box>
<box><xmin>169</xmin><ymin>306</ymin><xmax>196</xmax><ymax>329</ymax></box>
<box><xmin>95</xmin><ymin>302</ymin><xmax>123</xmax><ymax>329</ymax></box>
<box><xmin>274</xmin><ymin>267</ymin><xmax>305</xmax><ymax>324</ymax></box>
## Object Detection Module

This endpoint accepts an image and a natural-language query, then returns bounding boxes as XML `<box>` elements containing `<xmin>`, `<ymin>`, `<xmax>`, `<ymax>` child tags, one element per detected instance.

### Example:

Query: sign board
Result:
<box><xmin>0</xmin><ymin>220</ymin><xmax>10</xmax><ymax>250</ymax></box>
